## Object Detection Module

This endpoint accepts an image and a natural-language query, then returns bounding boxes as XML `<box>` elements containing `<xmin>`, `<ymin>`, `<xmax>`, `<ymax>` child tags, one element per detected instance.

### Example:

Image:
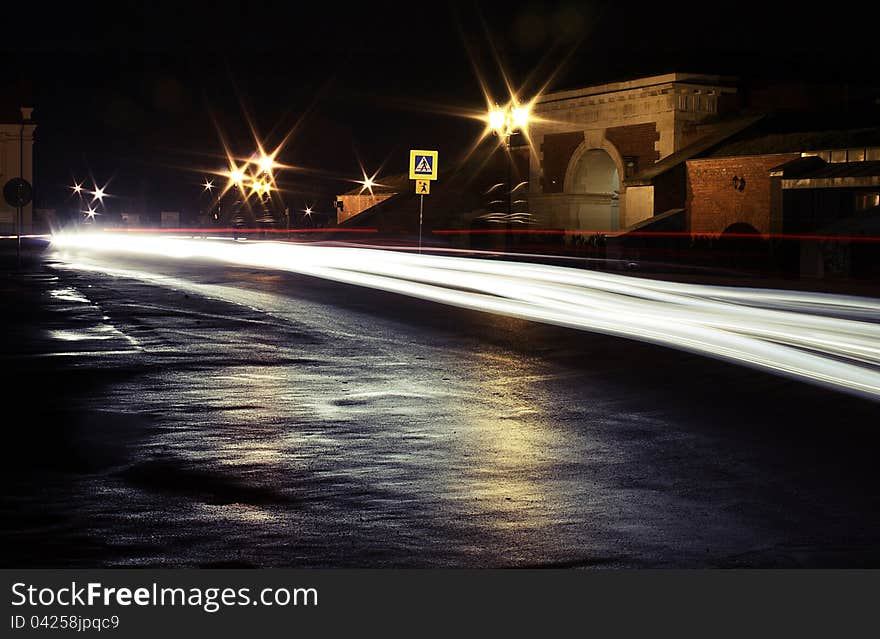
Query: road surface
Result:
<box><xmin>2</xmin><ymin>243</ymin><xmax>879</xmax><ymax>567</ymax></box>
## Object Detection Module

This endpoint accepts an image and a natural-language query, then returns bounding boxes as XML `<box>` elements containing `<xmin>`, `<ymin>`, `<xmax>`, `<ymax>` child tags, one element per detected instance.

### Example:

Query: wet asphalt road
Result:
<box><xmin>2</xmin><ymin>244</ymin><xmax>880</xmax><ymax>567</ymax></box>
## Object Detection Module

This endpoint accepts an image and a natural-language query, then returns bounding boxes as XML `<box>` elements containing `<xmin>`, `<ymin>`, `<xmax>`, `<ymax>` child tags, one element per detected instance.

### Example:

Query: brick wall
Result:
<box><xmin>336</xmin><ymin>193</ymin><xmax>395</xmax><ymax>225</ymax></box>
<box><xmin>685</xmin><ymin>153</ymin><xmax>799</xmax><ymax>233</ymax></box>
<box><xmin>541</xmin><ymin>131</ymin><xmax>583</xmax><ymax>193</ymax></box>
<box><xmin>605</xmin><ymin>123</ymin><xmax>659</xmax><ymax>174</ymax></box>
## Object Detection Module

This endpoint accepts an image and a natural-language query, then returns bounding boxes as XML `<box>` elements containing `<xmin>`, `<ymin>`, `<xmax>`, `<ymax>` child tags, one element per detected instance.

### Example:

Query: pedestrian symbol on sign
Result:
<box><xmin>415</xmin><ymin>179</ymin><xmax>430</xmax><ymax>195</ymax></box>
<box><xmin>414</xmin><ymin>155</ymin><xmax>432</xmax><ymax>174</ymax></box>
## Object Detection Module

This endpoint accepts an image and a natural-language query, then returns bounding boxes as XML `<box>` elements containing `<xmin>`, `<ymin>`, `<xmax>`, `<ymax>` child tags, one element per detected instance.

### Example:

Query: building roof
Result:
<box><xmin>625</xmin><ymin>109</ymin><xmax>880</xmax><ymax>185</ymax></box>
<box><xmin>537</xmin><ymin>73</ymin><xmax>738</xmax><ymax>106</ymax></box>
<box><xmin>705</xmin><ymin>109</ymin><xmax>880</xmax><ymax>157</ymax></box>
<box><xmin>0</xmin><ymin>97</ymin><xmax>34</xmax><ymax>123</ymax></box>
<box><xmin>624</xmin><ymin>115</ymin><xmax>763</xmax><ymax>186</ymax></box>
<box><xmin>708</xmin><ymin>127</ymin><xmax>880</xmax><ymax>157</ymax></box>
<box><xmin>790</xmin><ymin>160</ymin><xmax>880</xmax><ymax>179</ymax></box>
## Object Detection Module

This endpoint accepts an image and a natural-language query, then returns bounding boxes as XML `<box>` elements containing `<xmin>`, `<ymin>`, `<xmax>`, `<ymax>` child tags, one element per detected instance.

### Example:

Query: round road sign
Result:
<box><xmin>4</xmin><ymin>177</ymin><xmax>32</xmax><ymax>208</ymax></box>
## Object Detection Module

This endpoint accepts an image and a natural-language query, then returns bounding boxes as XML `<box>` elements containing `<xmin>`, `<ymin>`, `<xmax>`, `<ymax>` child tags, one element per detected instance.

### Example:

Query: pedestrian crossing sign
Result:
<box><xmin>409</xmin><ymin>149</ymin><xmax>438</xmax><ymax>180</ymax></box>
<box><xmin>415</xmin><ymin>179</ymin><xmax>430</xmax><ymax>195</ymax></box>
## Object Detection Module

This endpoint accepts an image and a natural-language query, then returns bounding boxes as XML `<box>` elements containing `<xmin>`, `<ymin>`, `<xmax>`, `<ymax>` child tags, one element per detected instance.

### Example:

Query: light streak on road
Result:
<box><xmin>51</xmin><ymin>232</ymin><xmax>880</xmax><ymax>401</ymax></box>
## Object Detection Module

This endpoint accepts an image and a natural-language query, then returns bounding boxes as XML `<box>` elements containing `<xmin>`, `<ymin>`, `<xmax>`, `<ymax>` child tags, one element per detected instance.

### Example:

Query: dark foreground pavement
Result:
<box><xmin>2</xmin><ymin>241</ymin><xmax>879</xmax><ymax>567</ymax></box>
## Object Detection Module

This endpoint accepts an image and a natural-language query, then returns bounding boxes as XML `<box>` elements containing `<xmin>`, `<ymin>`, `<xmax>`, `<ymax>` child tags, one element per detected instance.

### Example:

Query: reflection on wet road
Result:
<box><xmin>2</xmin><ymin>249</ymin><xmax>879</xmax><ymax>567</ymax></box>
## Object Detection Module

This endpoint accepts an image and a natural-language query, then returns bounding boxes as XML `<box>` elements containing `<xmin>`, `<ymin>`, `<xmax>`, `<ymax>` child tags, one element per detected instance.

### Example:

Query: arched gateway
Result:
<box><xmin>527</xmin><ymin>73</ymin><xmax>738</xmax><ymax>232</ymax></box>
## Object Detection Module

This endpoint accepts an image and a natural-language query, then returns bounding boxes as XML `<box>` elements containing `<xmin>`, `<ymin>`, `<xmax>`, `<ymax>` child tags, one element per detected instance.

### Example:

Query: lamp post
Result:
<box><xmin>202</xmin><ymin>178</ymin><xmax>217</xmax><ymax>228</ymax></box>
<box><xmin>487</xmin><ymin>103</ymin><xmax>530</xmax><ymax>229</ymax></box>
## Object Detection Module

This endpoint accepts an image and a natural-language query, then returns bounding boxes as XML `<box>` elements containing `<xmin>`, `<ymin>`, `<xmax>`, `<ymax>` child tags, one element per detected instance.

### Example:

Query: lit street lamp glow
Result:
<box><xmin>91</xmin><ymin>185</ymin><xmax>106</xmax><ymax>203</ymax></box>
<box><xmin>203</xmin><ymin>179</ymin><xmax>215</xmax><ymax>191</ymax></box>
<box><xmin>487</xmin><ymin>102</ymin><xmax>531</xmax><ymax>137</ymax></box>
<box><xmin>228</xmin><ymin>166</ymin><xmax>246</xmax><ymax>188</ymax></box>
<box><xmin>70</xmin><ymin>181</ymin><xmax>84</xmax><ymax>195</ymax></box>
<box><xmin>257</xmin><ymin>153</ymin><xmax>276</xmax><ymax>175</ymax></box>
<box><xmin>357</xmin><ymin>173</ymin><xmax>379</xmax><ymax>196</ymax></box>
<box><xmin>488</xmin><ymin>108</ymin><xmax>506</xmax><ymax>131</ymax></box>
<box><xmin>511</xmin><ymin>105</ymin><xmax>531</xmax><ymax>129</ymax></box>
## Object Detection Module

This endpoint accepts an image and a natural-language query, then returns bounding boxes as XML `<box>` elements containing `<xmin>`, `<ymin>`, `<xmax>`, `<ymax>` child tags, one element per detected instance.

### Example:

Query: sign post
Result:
<box><xmin>409</xmin><ymin>150</ymin><xmax>438</xmax><ymax>254</ymax></box>
<box><xmin>4</xmin><ymin>177</ymin><xmax>33</xmax><ymax>268</ymax></box>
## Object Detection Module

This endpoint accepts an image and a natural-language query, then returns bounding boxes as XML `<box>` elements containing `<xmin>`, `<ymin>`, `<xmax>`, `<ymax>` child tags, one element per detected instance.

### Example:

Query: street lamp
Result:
<box><xmin>90</xmin><ymin>185</ymin><xmax>107</xmax><ymax>204</ymax></box>
<box><xmin>487</xmin><ymin>102</ymin><xmax>531</xmax><ymax>225</ymax></box>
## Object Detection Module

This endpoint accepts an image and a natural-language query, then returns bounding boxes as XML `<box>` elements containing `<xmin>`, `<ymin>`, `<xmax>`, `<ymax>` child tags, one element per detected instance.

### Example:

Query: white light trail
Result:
<box><xmin>50</xmin><ymin>232</ymin><xmax>880</xmax><ymax>401</ymax></box>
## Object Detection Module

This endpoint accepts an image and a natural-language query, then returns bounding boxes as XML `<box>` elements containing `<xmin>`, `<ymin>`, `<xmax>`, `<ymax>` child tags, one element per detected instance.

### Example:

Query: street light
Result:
<box><xmin>257</xmin><ymin>153</ymin><xmax>276</xmax><ymax>175</ymax></box>
<box><xmin>228</xmin><ymin>166</ymin><xmax>245</xmax><ymax>187</ymax></box>
<box><xmin>487</xmin><ymin>102</ymin><xmax>531</xmax><ymax>226</ymax></box>
<box><xmin>91</xmin><ymin>185</ymin><xmax>107</xmax><ymax>204</ymax></box>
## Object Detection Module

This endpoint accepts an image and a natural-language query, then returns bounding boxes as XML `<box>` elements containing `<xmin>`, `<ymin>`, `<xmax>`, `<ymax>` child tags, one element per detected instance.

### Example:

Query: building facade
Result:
<box><xmin>0</xmin><ymin>107</ymin><xmax>36</xmax><ymax>234</ymax></box>
<box><xmin>527</xmin><ymin>73</ymin><xmax>738</xmax><ymax>231</ymax></box>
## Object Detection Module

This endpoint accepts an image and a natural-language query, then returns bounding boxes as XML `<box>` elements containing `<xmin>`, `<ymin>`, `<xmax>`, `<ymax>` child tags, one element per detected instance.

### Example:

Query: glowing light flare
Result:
<box><xmin>70</xmin><ymin>181</ymin><xmax>84</xmax><ymax>195</ymax></box>
<box><xmin>511</xmin><ymin>105</ymin><xmax>531</xmax><ymax>129</ymax></box>
<box><xmin>257</xmin><ymin>153</ymin><xmax>276</xmax><ymax>175</ymax></box>
<box><xmin>203</xmin><ymin>179</ymin><xmax>215</xmax><ymax>191</ymax></box>
<box><xmin>488</xmin><ymin>108</ymin><xmax>506</xmax><ymax>131</ymax></box>
<box><xmin>486</xmin><ymin>101</ymin><xmax>533</xmax><ymax>136</ymax></box>
<box><xmin>90</xmin><ymin>185</ymin><xmax>107</xmax><ymax>203</ymax></box>
<box><xmin>227</xmin><ymin>166</ymin><xmax>246</xmax><ymax>187</ymax></box>
<box><xmin>304</xmin><ymin>207</ymin><xmax>312</xmax><ymax>216</ymax></box>
<box><xmin>356</xmin><ymin>168</ymin><xmax>381</xmax><ymax>196</ymax></box>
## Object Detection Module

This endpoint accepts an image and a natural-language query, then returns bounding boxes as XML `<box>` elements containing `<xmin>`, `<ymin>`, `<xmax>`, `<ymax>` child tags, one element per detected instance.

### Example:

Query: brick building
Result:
<box><xmin>626</xmin><ymin>113</ymin><xmax>880</xmax><ymax>236</ymax></box>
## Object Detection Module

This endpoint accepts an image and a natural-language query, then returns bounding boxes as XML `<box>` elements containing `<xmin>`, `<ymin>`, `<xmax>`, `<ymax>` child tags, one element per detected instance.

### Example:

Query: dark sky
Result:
<box><xmin>3</xmin><ymin>0</ymin><xmax>879</xmax><ymax>215</ymax></box>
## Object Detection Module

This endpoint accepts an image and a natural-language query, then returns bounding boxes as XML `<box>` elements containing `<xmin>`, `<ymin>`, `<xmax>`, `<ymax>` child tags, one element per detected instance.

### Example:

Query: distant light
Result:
<box><xmin>257</xmin><ymin>154</ymin><xmax>275</xmax><ymax>175</ymax></box>
<box><xmin>70</xmin><ymin>181</ymin><xmax>83</xmax><ymax>194</ymax></box>
<box><xmin>304</xmin><ymin>207</ymin><xmax>312</xmax><ymax>216</ymax></box>
<box><xmin>83</xmin><ymin>206</ymin><xmax>98</xmax><ymax>220</ymax></box>
<box><xmin>488</xmin><ymin>108</ymin><xmax>506</xmax><ymax>131</ymax></box>
<box><xmin>228</xmin><ymin>166</ymin><xmax>246</xmax><ymax>186</ymax></box>
<box><xmin>511</xmin><ymin>105</ymin><xmax>530</xmax><ymax>129</ymax></box>
<box><xmin>91</xmin><ymin>186</ymin><xmax>106</xmax><ymax>203</ymax></box>
<box><xmin>203</xmin><ymin>179</ymin><xmax>215</xmax><ymax>191</ymax></box>
<box><xmin>357</xmin><ymin>169</ymin><xmax>380</xmax><ymax>195</ymax></box>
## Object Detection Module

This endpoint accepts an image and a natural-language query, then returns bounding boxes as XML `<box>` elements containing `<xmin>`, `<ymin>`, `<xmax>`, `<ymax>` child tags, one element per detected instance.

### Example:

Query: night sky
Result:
<box><xmin>3</xmin><ymin>1</ymin><xmax>879</xmax><ymax>217</ymax></box>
